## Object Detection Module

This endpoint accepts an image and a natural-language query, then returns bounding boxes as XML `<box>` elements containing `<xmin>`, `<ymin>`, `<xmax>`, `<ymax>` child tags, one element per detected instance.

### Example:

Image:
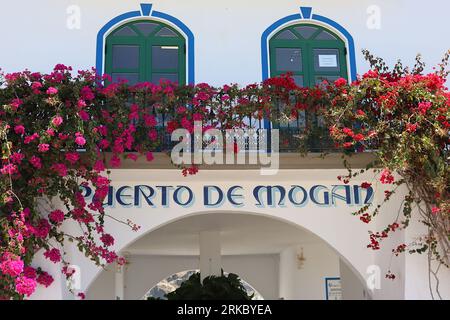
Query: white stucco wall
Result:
<box><xmin>0</xmin><ymin>0</ymin><xmax>449</xmax><ymax>85</ymax></box>
<box><xmin>278</xmin><ymin>243</ymin><xmax>340</xmax><ymax>300</ymax></box>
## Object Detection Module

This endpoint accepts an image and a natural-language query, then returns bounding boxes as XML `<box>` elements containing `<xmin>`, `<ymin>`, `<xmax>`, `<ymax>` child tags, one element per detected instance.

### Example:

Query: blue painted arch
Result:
<box><xmin>96</xmin><ymin>3</ymin><xmax>195</xmax><ymax>84</ymax></box>
<box><xmin>261</xmin><ymin>7</ymin><xmax>357</xmax><ymax>82</ymax></box>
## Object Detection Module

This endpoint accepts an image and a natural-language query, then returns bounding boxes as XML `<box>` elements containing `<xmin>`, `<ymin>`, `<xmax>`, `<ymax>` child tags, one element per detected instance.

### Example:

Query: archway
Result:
<box><xmin>86</xmin><ymin>211</ymin><xmax>370</xmax><ymax>300</ymax></box>
<box><xmin>142</xmin><ymin>269</ymin><xmax>264</xmax><ymax>300</ymax></box>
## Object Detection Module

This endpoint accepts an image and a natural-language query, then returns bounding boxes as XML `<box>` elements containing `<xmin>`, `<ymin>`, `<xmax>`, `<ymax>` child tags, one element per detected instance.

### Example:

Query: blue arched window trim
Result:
<box><xmin>261</xmin><ymin>6</ymin><xmax>357</xmax><ymax>82</ymax></box>
<box><xmin>261</xmin><ymin>7</ymin><xmax>357</xmax><ymax>132</ymax></box>
<box><xmin>96</xmin><ymin>3</ymin><xmax>195</xmax><ymax>84</ymax></box>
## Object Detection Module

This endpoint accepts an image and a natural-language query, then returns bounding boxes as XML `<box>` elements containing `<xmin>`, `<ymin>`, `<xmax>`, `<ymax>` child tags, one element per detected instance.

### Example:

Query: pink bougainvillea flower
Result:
<box><xmin>100</xmin><ymin>233</ymin><xmax>115</xmax><ymax>247</ymax></box>
<box><xmin>10</xmin><ymin>98</ymin><xmax>23</xmax><ymax>110</ymax></box>
<box><xmin>0</xmin><ymin>255</ymin><xmax>24</xmax><ymax>277</ymax></box>
<box><xmin>148</xmin><ymin>129</ymin><xmax>158</xmax><ymax>141</ymax></box>
<box><xmin>146</xmin><ymin>152</ymin><xmax>154</xmax><ymax>162</ymax></box>
<box><xmin>74</xmin><ymin>132</ymin><xmax>86</xmax><ymax>146</ymax></box>
<box><xmin>110</xmin><ymin>155</ymin><xmax>121</xmax><ymax>168</ymax></box>
<box><xmin>14</xmin><ymin>125</ymin><xmax>25</xmax><ymax>135</ymax></box>
<box><xmin>65</xmin><ymin>152</ymin><xmax>80</xmax><ymax>165</ymax></box>
<box><xmin>51</xmin><ymin>163</ymin><xmax>68</xmax><ymax>177</ymax></box>
<box><xmin>46</xmin><ymin>87</ymin><xmax>58</xmax><ymax>95</ymax></box>
<box><xmin>126</xmin><ymin>153</ymin><xmax>138</xmax><ymax>161</ymax></box>
<box><xmin>93</xmin><ymin>160</ymin><xmax>106</xmax><ymax>172</ymax></box>
<box><xmin>78</xmin><ymin>110</ymin><xmax>90</xmax><ymax>121</ymax></box>
<box><xmin>38</xmin><ymin>143</ymin><xmax>50</xmax><ymax>153</ymax></box>
<box><xmin>29</xmin><ymin>155</ymin><xmax>42</xmax><ymax>169</ymax></box>
<box><xmin>51</xmin><ymin>115</ymin><xmax>63</xmax><ymax>127</ymax></box>
<box><xmin>431</xmin><ymin>207</ymin><xmax>441</xmax><ymax>215</ymax></box>
<box><xmin>15</xmin><ymin>276</ymin><xmax>37</xmax><ymax>297</ymax></box>
<box><xmin>0</xmin><ymin>163</ymin><xmax>18</xmax><ymax>175</ymax></box>
<box><xmin>80</xmin><ymin>86</ymin><xmax>95</xmax><ymax>101</ymax></box>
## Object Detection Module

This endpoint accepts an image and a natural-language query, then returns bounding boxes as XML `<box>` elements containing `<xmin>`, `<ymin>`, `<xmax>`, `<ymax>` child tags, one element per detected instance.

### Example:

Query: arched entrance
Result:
<box><xmin>86</xmin><ymin>212</ymin><xmax>370</xmax><ymax>300</ymax></box>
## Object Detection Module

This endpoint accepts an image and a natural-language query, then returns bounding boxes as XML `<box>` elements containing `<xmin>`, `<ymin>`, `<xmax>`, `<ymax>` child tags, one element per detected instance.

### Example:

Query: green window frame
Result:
<box><xmin>269</xmin><ymin>23</ymin><xmax>348</xmax><ymax>87</ymax></box>
<box><xmin>105</xmin><ymin>20</ymin><xmax>186</xmax><ymax>85</ymax></box>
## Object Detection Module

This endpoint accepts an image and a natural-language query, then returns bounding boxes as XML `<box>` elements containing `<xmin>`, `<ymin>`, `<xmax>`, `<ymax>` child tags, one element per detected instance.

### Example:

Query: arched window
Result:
<box><xmin>105</xmin><ymin>20</ymin><xmax>186</xmax><ymax>85</ymax></box>
<box><xmin>269</xmin><ymin>23</ymin><xmax>348</xmax><ymax>86</ymax></box>
<box><xmin>269</xmin><ymin>23</ymin><xmax>348</xmax><ymax>151</ymax></box>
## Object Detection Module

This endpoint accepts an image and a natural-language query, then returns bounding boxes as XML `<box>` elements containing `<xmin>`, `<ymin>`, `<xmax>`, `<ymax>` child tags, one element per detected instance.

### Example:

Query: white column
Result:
<box><xmin>115</xmin><ymin>262</ymin><xmax>125</xmax><ymax>300</ymax></box>
<box><xmin>199</xmin><ymin>231</ymin><xmax>222</xmax><ymax>282</ymax></box>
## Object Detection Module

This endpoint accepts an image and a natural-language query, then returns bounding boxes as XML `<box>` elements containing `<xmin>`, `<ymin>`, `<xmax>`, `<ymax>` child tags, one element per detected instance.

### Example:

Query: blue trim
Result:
<box><xmin>95</xmin><ymin>3</ymin><xmax>195</xmax><ymax>84</ymax></box>
<box><xmin>140</xmin><ymin>3</ymin><xmax>152</xmax><ymax>16</ymax></box>
<box><xmin>300</xmin><ymin>7</ymin><xmax>312</xmax><ymax>19</ymax></box>
<box><xmin>261</xmin><ymin>7</ymin><xmax>358</xmax><ymax>130</ymax></box>
<box><xmin>96</xmin><ymin>10</ymin><xmax>141</xmax><ymax>79</ymax></box>
<box><xmin>325</xmin><ymin>277</ymin><xmax>341</xmax><ymax>300</ymax></box>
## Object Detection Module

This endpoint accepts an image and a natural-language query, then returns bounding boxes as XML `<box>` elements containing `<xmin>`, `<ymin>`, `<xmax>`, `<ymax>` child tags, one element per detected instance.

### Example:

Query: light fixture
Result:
<box><xmin>296</xmin><ymin>247</ymin><xmax>306</xmax><ymax>269</ymax></box>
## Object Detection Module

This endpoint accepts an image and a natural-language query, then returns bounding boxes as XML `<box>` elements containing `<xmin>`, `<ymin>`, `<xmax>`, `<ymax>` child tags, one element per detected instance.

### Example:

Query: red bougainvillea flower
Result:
<box><xmin>361</xmin><ymin>182</ymin><xmax>372</xmax><ymax>189</ymax></box>
<box><xmin>44</xmin><ymin>248</ymin><xmax>61</xmax><ymax>263</ymax></box>
<box><xmin>334</xmin><ymin>77</ymin><xmax>347</xmax><ymax>87</ymax></box>
<box><xmin>37</xmin><ymin>271</ymin><xmax>54</xmax><ymax>288</ymax></box>
<box><xmin>100</xmin><ymin>233</ymin><xmax>115</xmax><ymax>247</ymax></box>
<box><xmin>417</xmin><ymin>101</ymin><xmax>432</xmax><ymax>115</ymax></box>
<box><xmin>380</xmin><ymin>169</ymin><xmax>395</xmax><ymax>184</ymax></box>
<box><xmin>406</xmin><ymin>123</ymin><xmax>418</xmax><ymax>133</ymax></box>
<box><xmin>353</xmin><ymin>133</ymin><xmax>365</xmax><ymax>142</ymax></box>
<box><xmin>49</xmin><ymin>210</ymin><xmax>65</xmax><ymax>224</ymax></box>
<box><xmin>431</xmin><ymin>207</ymin><xmax>441</xmax><ymax>215</ymax></box>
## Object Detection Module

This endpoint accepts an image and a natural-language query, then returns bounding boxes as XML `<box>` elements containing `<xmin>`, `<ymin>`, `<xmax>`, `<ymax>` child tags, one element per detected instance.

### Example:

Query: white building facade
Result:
<box><xmin>1</xmin><ymin>0</ymin><xmax>449</xmax><ymax>300</ymax></box>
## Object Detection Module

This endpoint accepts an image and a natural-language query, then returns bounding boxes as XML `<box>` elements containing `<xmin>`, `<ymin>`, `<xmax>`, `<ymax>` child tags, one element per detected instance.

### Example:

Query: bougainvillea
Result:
<box><xmin>325</xmin><ymin>50</ymin><xmax>450</xmax><ymax>299</ymax></box>
<box><xmin>0</xmin><ymin>50</ymin><xmax>448</xmax><ymax>299</ymax></box>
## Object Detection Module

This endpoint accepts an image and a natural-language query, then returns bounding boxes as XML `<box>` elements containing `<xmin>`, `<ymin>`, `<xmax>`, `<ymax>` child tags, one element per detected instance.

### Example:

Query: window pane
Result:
<box><xmin>313</xmin><ymin>49</ymin><xmax>340</xmax><ymax>72</ymax></box>
<box><xmin>112</xmin><ymin>73</ymin><xmax>139</xmax><ymax>85</ymax></box>
<box><xmin>152</xmin><ymin>46</ymin><xmax>179</xmax><ymax>69</ymax></box>
<box><xmin>293</xmin><ymin>75</ymin><xmax>304</xmax><ymax>87</ymax></box>
<box><xmin>275</xmin><ymin>30</ymin><xmax>297</xmax><ymax>39</ymax></box>
<box><xmin>275</xmin><ymin>48</ymin><xmax>302</xmax><ymax>72</ymax></box>
<box><xmin>294</xmin><ymin>26</ymin><xmax>318</xmax><ymax>39</ymax></box>
<box><xmin>155</xmin><ymin>27</ymin><xmax>178</xmax><ymax>37</ymax></box>
<box><xmin>112</xmin><ymin>45</ymin><xmax>139</xmax><ymax>69</ymax></box>
<box><xmin>113</xmin><ymin>26</ymin><xmax>137</xmax><ymax>37</ymax></box>
<box><xmin>315</xmin><ymin>31</ymin><xmax>337</xmax><ymax>40</ymax></box>
<box><xmin>152</xmin><ymin>73</ymin><xmax>178</xmax><ymax>84</ymax></box>
<box><xmin>133</xmin><ymin>22</ymin><xmax>159</xmax><ymax>36</ymax></box>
